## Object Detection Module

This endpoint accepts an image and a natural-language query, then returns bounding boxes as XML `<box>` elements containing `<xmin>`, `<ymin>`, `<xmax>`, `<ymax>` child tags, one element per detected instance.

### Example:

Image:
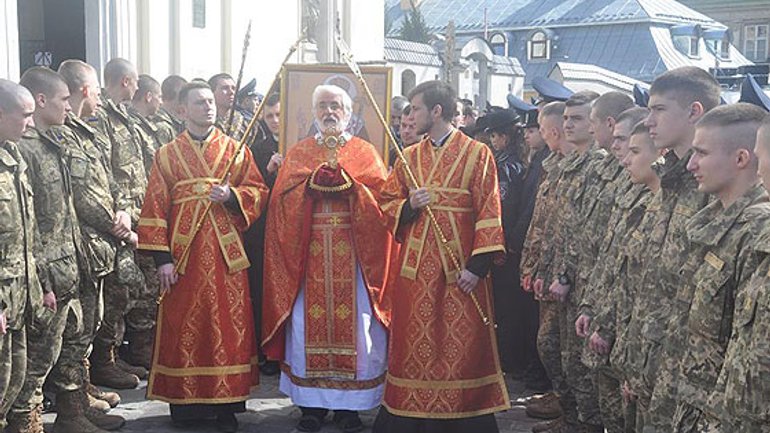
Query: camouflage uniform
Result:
<box><xmin>216</xmin><ymin>109</ymin><xmax>248</xmax><ymax>141</ymax></box>
<box><xmin>520</xmin><ymin>152</ymin><xmax>578</xmax><ymax>424</ymax></box>
<box><xmin>551</xmin><ymin>147</ymin><xmax>606</xmax><ymax>430</ymax></box>
<box><xmin>0</xmin><ymin>140</ymin><xmax>44</xmax><ymax>429</ymax></box>
<box><xmin>669</xmin><ymin>184</ymin><xmax>770</xmax><ymax>433</ymax></box>
<box><xmin>150</xmin><ymin>106</ymin><xmax>184</xmax><ymax>136</ymax></box>
<box><xmin>87</xmin><ymin>97</ymin><xmax>148</xmax><ymax>359</ymax></box>
<box><xmin>59</xmin><ymin>113</ymin><xmax>119</xmax><ymax>374</ymax></box>
<box><xmin>718</xmin><ymin>224</ymin><xmax>770</xmax><ymax>432</ymax></box>
<box><xmin>582</xmin><ymin>177</ymin><xmax>650</xmax><ymax>433</ymax></box>
<box><xmin>10</xmin><ymin>126</ymin><xmax>87</xmax><ymax>419</ymax></box>
<box><xmin>128</xmin><ymin>107</ymin><xmax>175</xmax><ymax>173</ymax></box>
<box><xmin>620</xmin><ymin>150</ymin><xmax>710</xmax><ymax>431</ymax></box>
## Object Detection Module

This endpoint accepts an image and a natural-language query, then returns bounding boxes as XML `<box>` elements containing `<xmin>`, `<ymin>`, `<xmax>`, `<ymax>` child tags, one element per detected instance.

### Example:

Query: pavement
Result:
<box><xmin>42</xmin><ymin>374</ymin><xmax>547</xmax><ymax>432</ymax></box>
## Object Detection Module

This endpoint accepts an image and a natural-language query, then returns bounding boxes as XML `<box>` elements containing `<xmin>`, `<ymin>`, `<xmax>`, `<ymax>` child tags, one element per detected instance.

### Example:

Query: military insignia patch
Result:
<box><xmin>70</xmin><ymin>157</ymin><xmax>88</xmax><ymax>178</ymax></box>
<box><xmin>704</xmin><ymin>251</ymin><xmax>724</xmax><ymax>271</ymax></box>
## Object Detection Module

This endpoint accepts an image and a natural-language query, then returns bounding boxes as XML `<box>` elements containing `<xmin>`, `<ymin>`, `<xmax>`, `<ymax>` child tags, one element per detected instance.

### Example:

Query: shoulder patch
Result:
<box><xmin>704</xmin><ymin>251</ymin><xmax>724</xmax><ymax>271</ymax></box>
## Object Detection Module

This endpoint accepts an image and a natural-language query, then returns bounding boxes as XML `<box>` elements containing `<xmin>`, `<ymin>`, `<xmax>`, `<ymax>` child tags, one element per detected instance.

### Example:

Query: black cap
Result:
<box><xmin>236</xmin><ymin>78</ymin><xmax>257</xmax><ymax>100</ymax></box>
<box><xmin>532</xmin><ymin>77</ymin><xmax>573</xmax><ymax>105</ymax></box>
<box><xmin>633</xmin><ymin>84</ymin><xmax>650</xmax><ymax>108</ymax></box>
<box><xmin>739</xmin><ymin>74</ymin><xmax>770</xmax><ymax>111</ymax></box>
<box><xmin>523</xmin><ymin>109</ymin><xmax>539</xmax><ymax>128</ymax></box>
<box><xmin>483</xmin><ymin>109</ymin><xmax>521</xmax><ymax>133</ymax></box>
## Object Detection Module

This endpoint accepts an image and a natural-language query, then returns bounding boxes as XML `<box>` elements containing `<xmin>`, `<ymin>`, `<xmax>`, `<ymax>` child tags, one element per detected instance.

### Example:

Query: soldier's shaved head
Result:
<box><xmin>133</xmin><ymin>75</ymin><xmax>161</xmax><ymax>103</ymax></box>
<box><xmin>20</xmin><ymin>66</ymin><xmax>68</xmax><ymax>99</ymax></box>
<box><xmin>0</xmin><ymin>79</ymin><xmax>35</xmax><ymax>142</ymax></box>
<box><xmin>58</xmin><ymin>60</ymin><xmax>98</xmax><ymax>94</ymax></box>
<box><xmin>104</xmin><ymin>58</ymin><xmax>137</xmax><ymax>87</ymax></box>
<box><xmin>592</xmin><ymin>92</ymin><xmax>634</xmax><ymax>122</ymax></box>
<box><xmin>161</xmin><ymin>75</ymin><xmax>187</xmax><ymax>103</ymax></box>
<box><xmin>696</xmin><ymin>103</ymin><xmax>767</xmax><ymax>153</ymax></box>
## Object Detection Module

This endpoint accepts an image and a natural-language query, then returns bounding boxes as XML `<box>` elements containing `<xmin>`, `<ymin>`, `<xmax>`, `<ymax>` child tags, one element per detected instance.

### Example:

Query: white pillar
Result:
<box><xmin>0</xmin><ymin>0</ymin><xmax>20</xmax><ymax>80</ymax></box>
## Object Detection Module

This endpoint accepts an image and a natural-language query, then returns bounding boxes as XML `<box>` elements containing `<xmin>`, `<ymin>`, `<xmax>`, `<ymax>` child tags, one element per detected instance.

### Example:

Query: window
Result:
<box><xmin>193</xmin><ymin>0</ymin><xmax>206</xmax><ymax>28</ymax></box>
<box><xmin>745</xmin><ymin>24</ymin><xmax>768</xmax><ymax>62</ymax></box>
<box><xmin>490</xmin><ymin>33</ymin><xmax>507</xmax><ymax>56</ymax></box>
<box><xmin>673</xmin><ymin>35</ymin><xmax>700</xmax><ymax>57</ymax></box>
<box><xmin>706</xmin><ymin>38</ymin><xmax>730</xmax><ymax>60</ymax></box>
<box><xmin>528</xmin><ymin>31</ymin><xmax>550</xmax><ymax>61</ymax></box>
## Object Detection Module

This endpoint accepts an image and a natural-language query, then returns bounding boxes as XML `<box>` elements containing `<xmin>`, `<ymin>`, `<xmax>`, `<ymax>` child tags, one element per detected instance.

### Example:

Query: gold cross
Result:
<box><xmin>328</xmin><ymin>216</ymin><xmax>342</xmax><ymax>226</ymax></box>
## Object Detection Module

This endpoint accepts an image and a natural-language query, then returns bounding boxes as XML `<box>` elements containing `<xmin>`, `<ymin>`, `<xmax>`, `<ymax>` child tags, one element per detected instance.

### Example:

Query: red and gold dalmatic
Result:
<box><xmin>379</xmin><ymin>130</ymin><xmax>510</xmax><ymax>419</ymax></box>
<box><xmin>137</xmin><ymin>128</ymin><xmax>268</xmax><ymax>404</ymax></box>
<box><xmin>262</xmin><ymin>136</ymin><xmax>392</xmax><ymax>372</ymax></box>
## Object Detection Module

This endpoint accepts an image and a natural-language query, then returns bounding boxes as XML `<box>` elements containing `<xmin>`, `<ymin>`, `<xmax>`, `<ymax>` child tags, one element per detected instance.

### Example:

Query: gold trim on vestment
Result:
<box><xmin>385</xmin><ymin>372</ymin><xmax>504</xmax><ymax>389</ymax></box>
<box><xmin>305</xmin><ymin>347</ymin><xmax>357</xmax><ymax>355</ymax></box>
<box><xmin>382</xmin><ymin>402</ymin><xmax>511</xmax><ymax>420</ymax></box>
<box><xmin>138</xmin><ymin>218</ymin><xmax>168</xmax><ymax>228</ymax></box>
<box><xmin>136</xmin><ymin>243</ymin><xmax>170</xmax><ymax>252</ymax></box>
<box><xmin>307</xmin><ymin>166</ymin><xmax>354</xmax><ymax>193</ymax></box>
<box><xmin>153</xmin><ymin>357</ymin><xmax>259</xmax><ymax>377</ymax></box>
<box><xmin>430</xmin><ymin>205</ymin><xmax>472</xmax><ymax>213</ymax></box>
<box><xmin>471</xmin><ymin>245</ymin><xmax>506</xmax><ymax>256</ymax></box>
<box><xmin>147</xmin><ymin>393</ymin><xmax>254</xmax><ymax>405</ymax></box>
<box><xmin>461</xmin><ymin>138</ymin><xmax>483</xmax><ymax>190</ymax></box>
<box><xmin>280</xmin><ymin>363</ymin><xmax>386</xmax><ymax>390</ymax></box>
<box><xmin>475</xmin><ymin>218</ymin><xmax>502</xmax><ymax>231</ymax></box>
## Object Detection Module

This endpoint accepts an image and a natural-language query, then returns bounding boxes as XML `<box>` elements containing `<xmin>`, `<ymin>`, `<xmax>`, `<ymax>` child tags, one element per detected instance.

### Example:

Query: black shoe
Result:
<box><xmin>261</xmin><ymin>360</ymin><xmax>280</xmax><ymax>376</ymax></box>
<box><xmin>216</xmin><ymin>412</ymin><xmax>239</xmax><ymax>433</ymax></box>
<box><xmin>298</xmin><ymin>407</ymin><xmax>327</xmax><ymax>432</ymax></box>
<box><xmin>333</xmin><ymin>410</ymin><xmax>363</xmax><ymax>433</ymax></box>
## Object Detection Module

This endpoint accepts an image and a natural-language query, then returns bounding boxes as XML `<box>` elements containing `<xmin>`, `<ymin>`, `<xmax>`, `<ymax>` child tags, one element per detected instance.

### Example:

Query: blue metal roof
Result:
<box><xmin>387</xmin><ymin>0</ymin><xmax>723</xmax><ymax>34</ymax></box>
<box><xmin>384</xmin><ymin>38</ymin><xmax>443</xmax><ymax>66</ymax></box>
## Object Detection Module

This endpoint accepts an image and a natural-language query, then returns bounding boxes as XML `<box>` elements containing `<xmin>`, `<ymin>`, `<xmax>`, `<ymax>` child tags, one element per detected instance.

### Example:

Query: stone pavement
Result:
<box><xmin>43</xmin><ymin>374</ymin><xmax>546</xmax><ymax>432</ymax></box>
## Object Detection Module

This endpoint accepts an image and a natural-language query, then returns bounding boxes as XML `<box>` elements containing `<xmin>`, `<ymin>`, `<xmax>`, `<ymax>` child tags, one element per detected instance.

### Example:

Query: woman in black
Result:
<box><xmin>484</xmin><ymin>110</ymin><xmax>528</xmax><ymax>375</ymax></box>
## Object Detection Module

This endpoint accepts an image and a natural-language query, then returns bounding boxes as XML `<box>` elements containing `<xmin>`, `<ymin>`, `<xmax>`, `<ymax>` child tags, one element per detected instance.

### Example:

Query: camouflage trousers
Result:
<box><xmin>537</xmin><ymin>300</ymin><xmax>578</xmax><ymax>424</ymax></box>
<box><xmin>94</xmin><ymin>246</ymin><xmax>148</xmax><ymax>348</ymax></box>
<box><xmin>559</xmin><ymin>299</ymin><xmax>602</xmax><ymax>427</ymax></box>
<box><xmin>0</xmin><ymin>327</ymin><xmax>26</xmax><ymax>429</ymax></box>
<box><xmin>673</xmin><ymin>402</ymin><xmax>721</xmax><ymax>433</ymax></box>
<box><xmin>128</xmin><ymin>253</ymin><xmax>158</xmax><ymax>334</ymax></box>
<box><xmin>12</xmin><ymin>298</ymin><xmax>83</xmax><ymax>413</ymax></box>
<box><xmin>593</xmin><ymin>367</ymin><xmax>625</xmax><ymax>433</ymax></box>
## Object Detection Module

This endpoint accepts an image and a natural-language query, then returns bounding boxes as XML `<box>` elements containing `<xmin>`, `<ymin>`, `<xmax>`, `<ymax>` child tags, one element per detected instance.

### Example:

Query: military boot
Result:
<box><xmin>115</xmin><ymin>357</ymin><xmax>148</xmax><ymax>380</ymax></box>
<box><xmin>87</xmin><ymin>393</ymin><xmax>111</xmax><ymax>413</ymax></box>
<box><xmin>83</xmin><ymin>358</ymin><xmax>121</xmax><ymax>408</ymax></box>
<box><xmin>6</xmin><ymin>405</ymin><xmax>43</xmax><ymax>433</ymax></box>
<box><xmin>52</xmin><ymin>391</ymin><xmax>109</xmax><ymax>433</ymax></box>
<box><xmin>126</xmin><ymin>329</ymin><xmax>154</xmax><ymax>370</ymax></box>
<box><xmin>526</xmin><ymin>392</ymin><xmax>563</xmax><ymax>419</ymax></box>
<box><xmin>77</xmin><ymin>389</ymin><xmax>126</xmax><ymax>431</ymax></box>
<box><xmin>89</xmin><ymin>342</ymin><xmax>140</xmax><ymax>389</ymax></box>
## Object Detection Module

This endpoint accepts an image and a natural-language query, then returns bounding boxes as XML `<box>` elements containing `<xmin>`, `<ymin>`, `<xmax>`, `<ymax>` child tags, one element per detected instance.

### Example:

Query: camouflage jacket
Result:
<box><xmin>574</xmin><ymin>155</ymin><xmax>626</xmax><ymax>308</ymax></box>
<box><xmin>676</xmin><ymin>184</ymin><xmax>770</xmax><ymax>416</ymax></box>
<box><xmin>18</xmin><ymin>127</ymin><xmax>82</xmax><ymax>302</ymax></box>
<box><xmin>584</xmin><ymin>180</ymin><xmax>649</xmax><ymax>332</ymax></box>
<box><xmin>0</xmin><ymin>140</ymin><xmax>44</xmax><ymax>330</ymax></box>
<box><xmin>551</xmin><ymin>147</ymin><xmax>606</xmax><ymax>301</ymax></box>
<box><xmin>128</xmin><ymin>107</ymin><xmax>175</xmax><ymax>174</ymax></box>
<box><xmin>57</xmin><ymin>113</ymin><xmax>119</xmax><ymax>278</ymax></box>
<box><xmin>150</xmin><ymin>107</ymin><xmax>185</xmax><ymax>136</ymax></box>
<box><xmin>89</xmin><ymin>96</ymin><xmax>148</xmax><ymax>225</ymax></box>
<box><xmin>719</xmin><ymin>223</ymin><xmax>770</xmax><ymax>424</ymax></box>
<box><xmin>520</xmin><ymin>151</ymin><xmax>563</xmax><ymax>300</ymax></box>
<box><xmin>216</xmin><ymin>109</ymin><xmax>248</xmax><ymax>141</ymax></box>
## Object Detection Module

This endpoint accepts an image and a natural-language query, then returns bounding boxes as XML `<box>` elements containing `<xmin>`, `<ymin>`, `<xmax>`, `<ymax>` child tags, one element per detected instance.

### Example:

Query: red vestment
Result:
<box><xmin>261</xmin><ymin>136</ymin><xmax>392</xmax><ymax>386</ymax></box>
<box><xmin>137</xmin><ymin>128</ymin><xmax>268</xmax><ymax>404</ymax></box>
<box><xmin>379</xmin><ymin>130</ymin><xmax>510</xmax><ymax>419</ymax></box>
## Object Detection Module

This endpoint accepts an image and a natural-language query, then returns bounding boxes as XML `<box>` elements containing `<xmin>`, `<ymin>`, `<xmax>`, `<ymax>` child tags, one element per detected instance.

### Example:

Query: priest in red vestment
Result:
<box><xmin>374</xmin><ymin>80</ymin><xmax>510</xmax><ymax>433</ymax></box>
<box><xmin>137</xmin><ymin>82</ymin><xmax>268</xmax><ymax>433</ymax></box>
<box><xmin>262</xmin><ymin>84</ymin><xmax>392</xmax><ymax>433</ymax></box>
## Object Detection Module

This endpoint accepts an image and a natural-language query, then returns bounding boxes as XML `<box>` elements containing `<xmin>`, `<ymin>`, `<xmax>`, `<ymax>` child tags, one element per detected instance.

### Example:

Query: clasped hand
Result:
<box><xmin>210</xmin><ymin>174</ymin><xmax>231</xmax><ymax>203</ymax></box>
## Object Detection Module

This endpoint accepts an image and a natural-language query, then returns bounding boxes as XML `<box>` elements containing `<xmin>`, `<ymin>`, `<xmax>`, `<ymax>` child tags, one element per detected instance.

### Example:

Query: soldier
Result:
<box><xmin>129</xmin><ymin>74</ymin><xmax>176</xmax><ymax>169</ymax></box>
<box><xmin>570</xmin><ymin>92</ymin><xmax>634</xmax><ymax>433</ymax></box>
<box><xmin>547</xmin><ymin>91</ymin><xmax>604</xmax><ymax>433</ymax></box>
<box><xmin>0</xmin><ymin>79</ymin><xmax>41</xmax><ymax>431</ymax></box>
<box><xmin>88</xmin><ymin>58</ymin><xmax>149</xmax><ymax>388</ymax></box>
<box><xmin>9</xmin><ymin>67</ymin><xmax>122</xmax><ymax>433</ymax></box>
<box><xmin>718</xmin><ymin>112</ymin><xmax>770</xmax><ymax>432</ymax></box>
<box><xmin>151</xmin><ymin>75</ymin><xmax>186</xmax><ymax>135</ymax></box>
<box><xmin>671</xmin><ymin>104</ymin><xmax>770</xmax><ymax>432</ymax></box>
<box><xmin>520</xmin><ymin>101</ymin><xmax>577</xmax><ymax>432</ymax></box>
<box><xmin>620</xmin><ymin>67</ymin><xmax>720</xmax><ymax>431</ymax></box>
<box><xmin>57</xmin><ymin>59</ymin><xmax>128</xmax><ymax>418</ymax></box>
<box><xmin>209</xmin><ymin>73</ymin><xmax>247</xmax><ymax>140</ymax></box>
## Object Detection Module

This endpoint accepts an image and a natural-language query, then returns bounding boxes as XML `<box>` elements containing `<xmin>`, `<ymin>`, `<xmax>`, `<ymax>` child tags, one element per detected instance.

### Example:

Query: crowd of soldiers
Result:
<box><xmin>1</xmin><ymin>54</ymin><xmax>770</xmax><ymax>433</ymax></box>
<box><xmin>509</xmin><ymin>66</ymin><xmax>770</xmax><ymax>433</ymax></box>
<box><xmin>0</xmin><ymin>58</ymin><xmax>281</xmax><ymax>433</ymax></box>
